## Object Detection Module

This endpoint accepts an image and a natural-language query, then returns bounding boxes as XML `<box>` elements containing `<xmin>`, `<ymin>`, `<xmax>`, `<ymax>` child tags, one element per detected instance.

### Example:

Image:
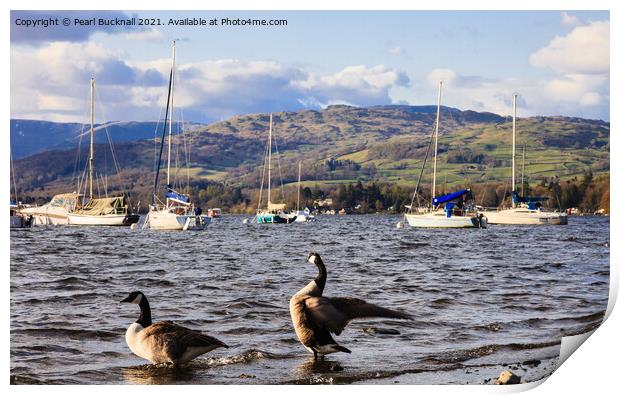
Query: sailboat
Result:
<box><xmin>293</xmin><ymin>161</ymin><xmax>315</xmax><ymax>222</ymax></box>
<box><xmin>254</xmin><ymin>114</ymin><xmax>296</xmax><ymax>224</ymax></box>
<box><xmin>478</xmin><ymin>94</ymin><xmax>568</xmax><ymax>225</ymax></box>
<box><xmin>143</xmin><ymin>41</ymin><xmax>210</xmax><ymax>231</ymax></box>
<box><xmin>10</xmin><ymin>151</ymin><xmax>33</xmax><ymax>228</ymax></box>
<box><xmin>66</xmin><ymin>78</ymin><xmax>140</xmax><ymax>226</ymax></box>
<box><xmin>19</xmin><ymin>193</ymin><xmax>83</xmax><ymax>225</ymax></box>
<box><xmin>404</xmin><ymin>81</ymin><xmax>485</xmax><ymax>228</ymax></box>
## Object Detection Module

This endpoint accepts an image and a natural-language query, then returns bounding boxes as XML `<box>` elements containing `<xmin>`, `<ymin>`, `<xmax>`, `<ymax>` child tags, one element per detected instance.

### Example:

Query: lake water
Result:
<box><xmin>10</xmin><ymin>215</ymin><xmax>609</xmax><ymax>384</ymax></box>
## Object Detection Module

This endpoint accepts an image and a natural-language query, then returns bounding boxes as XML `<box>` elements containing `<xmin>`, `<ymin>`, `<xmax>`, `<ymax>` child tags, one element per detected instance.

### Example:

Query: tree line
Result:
<box><xmin>190</xmin><ymin>170</ymin><xmax>610</xmax><ymax>215</ymax></box>
<box><xmin>15</xmin><ymin>170</ymin><xmax>609</xmax><ymax>216</ymax></box>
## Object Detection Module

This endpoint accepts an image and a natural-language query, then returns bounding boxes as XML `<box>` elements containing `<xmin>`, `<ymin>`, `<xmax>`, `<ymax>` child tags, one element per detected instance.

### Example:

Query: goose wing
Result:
<box><xmin>329</xmin><ymin>297</ymin><xmax>411</xmax><ymax>321</ymax></box>
<box><xmin>304</xmin><ymin>297</ymin><xmax>349</xmax><ymax>335</ymax></box>
<box><xmin>305</xmin><ymin>297</ymin><xmax>411</xmax><ymax>335</ymax></box>
<box><xmin>140</xmin><ymin>321</ymin><xmax>228</xmax><ymax>360</ymax></box>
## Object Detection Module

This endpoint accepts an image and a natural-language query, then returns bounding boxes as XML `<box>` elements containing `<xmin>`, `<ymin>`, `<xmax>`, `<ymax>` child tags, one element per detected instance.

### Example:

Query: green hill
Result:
<box><xmin>11</xmin><ymin>105</ymin><xmax>609</xmax><ymax>206</ymax></box>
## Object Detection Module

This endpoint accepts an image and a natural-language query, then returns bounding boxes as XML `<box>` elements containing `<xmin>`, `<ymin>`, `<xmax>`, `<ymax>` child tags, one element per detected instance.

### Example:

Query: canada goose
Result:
<box><xmin>290</xmin><ymin>252</ymin><xmax>411</xmax><ymax>359</ymax></box>
<box><xmin>120</xmin><ymin>291</ymin><xmax>228</xmax><ymax>366</ymax></box>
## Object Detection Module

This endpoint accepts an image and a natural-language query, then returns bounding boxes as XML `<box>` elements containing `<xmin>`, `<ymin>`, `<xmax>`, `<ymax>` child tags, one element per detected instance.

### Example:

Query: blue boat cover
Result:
<box><xmin>445</xmin><ymin>202</ymin><xmax>455</xmax><ymax>217</ymax></box>
<box><xmin>432</xmin><ymin>189</ymin><xmax>471</xmax><ymax>206</ymax></box>
<box><xmin>166</xmin><ymin>188</ymin><xmax>190</xmax><ymax>204</ymax></box>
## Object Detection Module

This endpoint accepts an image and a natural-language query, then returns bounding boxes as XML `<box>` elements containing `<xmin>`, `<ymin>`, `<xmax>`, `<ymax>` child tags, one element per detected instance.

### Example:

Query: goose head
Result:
<box><xmin>307</xmin><ymin>252</ymin><xmax>320</xmax><ymax>265</ymax></box>
<box><xmin>120</xmin><ymin>291</ymin><xmax>144</xmax><ymax>305</ymax></box>
<box><xmin>120</xmin><ymin>290</ymin><xmax>152</xmax><ymax>327</ymax></box>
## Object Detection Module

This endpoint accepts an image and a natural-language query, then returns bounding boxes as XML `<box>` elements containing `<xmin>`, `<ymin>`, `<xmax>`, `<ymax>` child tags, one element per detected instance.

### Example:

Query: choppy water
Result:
<box><xmin>10</xmin><ymin>215</ymin><xmax>609</xmax><ymax>384</ymax></box>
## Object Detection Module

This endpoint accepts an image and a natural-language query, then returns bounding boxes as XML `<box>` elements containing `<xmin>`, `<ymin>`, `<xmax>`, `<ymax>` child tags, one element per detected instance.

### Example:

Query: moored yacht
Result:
<box><xmin>66</xmin><ymin>78</ymin><xmax>139</xmax><ymax>226</ymax></box>
<box><xmin>403</xmin><ymin>81</ymin><xmax>485</xmax><ymax>229</ymax></box>
<box><xmin>19</xmin><ymin>193</ymin><xmax>83</xmax><ymax>225</ymax></box>
<box><xmin>254</xmin><ymin>114</ymin><xmax>296</xmax><ymax>224</ymax></box>
<box><xmin>142</xmin><ymin>41</ymin><xmax>209</xmax><ymax>231</ymax></box>
<box><xmin>293</xmin><ymin>161</ymin><xmax>315</xmax><ymax>222</ymax></box>
<box><xmin>477</xmin><ymin>94</ymin><xmax>567</xmax><ymax>225</ymax></box>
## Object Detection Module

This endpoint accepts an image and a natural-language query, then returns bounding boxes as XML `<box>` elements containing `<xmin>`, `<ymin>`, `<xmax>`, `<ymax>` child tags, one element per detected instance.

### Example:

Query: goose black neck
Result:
<box><xmin>137</xmin><ymin>296</ymin><xmax>152</xmax><ymax>328</ymax></box>
<box><xmin>313</xmin><ymin>257</ymin><xmax>327</xmax><ymax>291</ymax></box>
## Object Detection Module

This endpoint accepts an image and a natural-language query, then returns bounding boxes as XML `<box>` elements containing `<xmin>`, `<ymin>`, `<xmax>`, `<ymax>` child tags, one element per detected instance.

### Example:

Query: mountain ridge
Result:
<box><xmin>11</xmin><ymin>104</ymin><xmax>609</xmax><ymax>204</ymax></box>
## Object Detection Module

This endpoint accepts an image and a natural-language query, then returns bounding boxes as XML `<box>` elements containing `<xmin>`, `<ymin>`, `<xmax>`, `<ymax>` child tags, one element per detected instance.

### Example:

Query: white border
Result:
<box><xmin>4</xmin><ymin>1</ymin><xmax>617</xmax><ymax>394</ymax></box>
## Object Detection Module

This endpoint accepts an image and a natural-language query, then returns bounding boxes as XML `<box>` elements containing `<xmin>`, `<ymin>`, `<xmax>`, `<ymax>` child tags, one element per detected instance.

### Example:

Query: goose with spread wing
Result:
<box><xmin>289</xmin><ymin>252</ymin><xmax>411</xmax><ymax>359</ymax></box>
<box><xmin>120</xmin><ymin>291</ymin><xmax>228</xmax><ymax>366</ymax></box>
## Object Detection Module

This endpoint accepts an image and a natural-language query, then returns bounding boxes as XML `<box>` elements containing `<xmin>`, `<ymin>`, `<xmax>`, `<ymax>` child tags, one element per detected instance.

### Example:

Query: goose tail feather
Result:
<box><xmin>334</xmin><ymin>345</ymin><xmax>352</xmax><ymax>353</ymax></box>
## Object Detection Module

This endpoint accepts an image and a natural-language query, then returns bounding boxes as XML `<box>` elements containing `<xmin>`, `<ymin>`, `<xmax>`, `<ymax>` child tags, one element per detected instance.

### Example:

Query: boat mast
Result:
<box><xmin>10</xmin><ymin>151</ymin><xmax>19</xmax><ymax>205</ymax></box>
<box><xmin>512</xmin><ymin>93</ymin><xmax>517</xmax><ymax>208</ymax></box>
<box><xmin>521</xmin><ymin>143</ymin><xmax>526</xmax><ymax>196</ymax></box>
<box><xmin>431</xmin><ymin>81</ymin><xmax>442</xmax><ymax>208</ymax></box>
<box><xmin>89</xmin><ymin>77</ymin><xmax>95</xmax><ymax>199</ymax></box>
<box><xmin>296</xmin><ymin>161</ymin><xmax>302</xmax><ymax>212</ymax></box>
<box><xmin>166</xmin><ymin>41</ymin><xmax>176</xmax><ymax>203</ymax></box>
<box><xmin>267</xmin><ymin>114</ymin><xmax>273</xmax><ymax>207</ymax></box>
<box><xmin>151</xmin><ymin>63</ymin><xmax>174</xmax><ymax>206</ymax></box>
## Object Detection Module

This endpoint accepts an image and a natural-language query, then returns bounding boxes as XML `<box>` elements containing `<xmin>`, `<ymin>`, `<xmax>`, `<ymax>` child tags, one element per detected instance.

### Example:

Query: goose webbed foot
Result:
<box><xmin>157</xmin><ymin>361</ymin><xmax>180</xmax><ymax>370</ymax></box>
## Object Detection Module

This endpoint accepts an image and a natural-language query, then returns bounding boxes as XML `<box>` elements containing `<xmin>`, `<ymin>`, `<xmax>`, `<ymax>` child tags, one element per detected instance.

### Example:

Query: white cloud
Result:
<box><xmin>11</xmin><ymin>42</ymin><xmax>409</xmax><ymax>122</ymax></box>
<box><xmin>388</xmin><ymin>46</ymin><xmax>404</xmax><ymax>56</ymax></box>
<box><xmin>425</xmin><ymin>69</ymin><xmax>526</xmax><ymax>115</ymax></box>
<box><xmin>37</xmin><ymin>93</ymin><xmax>85</xmax><ymax>112</ymax></box>
<box><xmin>543</xmin><ymin>73</ymin><xmax>608</xmax><ymax>103</ymax></box>
<box><xmin>424</xmin><ymin>67</ymin><xmax>608</xmax><ymax>120</ymax></box>
<box><xmin>579</xmin><ymin>92</ymin><xmax>601</xmax><ymax>106</ymax></box>
<box><xmin>560</xmin><ymin>12</ymin><xmax>582</xmax><ymax>27</ymax></box>
<box><xmin>291</xmin><ymin>65</ymin><xmax>409</xmax><ymax>108</ymax></box>
<box><xmin>10</xmin><ymin>42</ymin><xmax>167</xmax><ymax>123</ymax></box>
<box><xmin>529</xmin><ymin>20</ymin><xmax>609</xmax><ymax>74</ymax></box>
<box><xmin>299</xmin><ymin>65</ymin><xmax>406</xmax><ymax>90</ymax></box>
<box><xmin>525</xmin><ymin>19</ymin><xmax>609</xmax><ymax>118</ymax></box>
<box><xmin>427</xmin><ymin>69</ymin><xmax>458</xmax><ymax>86</ymax></box>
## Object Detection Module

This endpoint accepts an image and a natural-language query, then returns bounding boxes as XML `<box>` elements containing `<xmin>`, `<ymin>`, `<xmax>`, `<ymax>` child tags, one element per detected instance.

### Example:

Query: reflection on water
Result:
<box><xmin>295</xmin><ymin>358</ymin><xmax>344</xmax><ymax>375</ymax></box>
<box><xmin>121</xmin><ymin>364</ymin><xmax>199</xmax><ymax>385</ymax></box>
<box><xmin>10</xmin><ymin>215</ymin><xmax>609</xmax><ymax>384</ymax></box>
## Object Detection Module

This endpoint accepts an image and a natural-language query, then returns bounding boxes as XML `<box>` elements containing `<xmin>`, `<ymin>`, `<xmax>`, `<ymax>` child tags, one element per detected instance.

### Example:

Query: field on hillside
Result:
<box><xmin>11</xmin><ymin>106</ymin><xmax>609</xmax><ymax>201</ymax></box>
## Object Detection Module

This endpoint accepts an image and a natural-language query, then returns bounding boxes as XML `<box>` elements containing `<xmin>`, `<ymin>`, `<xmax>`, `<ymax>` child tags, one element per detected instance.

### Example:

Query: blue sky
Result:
<box><xmin>10</xmin><ymin>10</ymin><xmax>610</xmax><ymax>123</ymax></box>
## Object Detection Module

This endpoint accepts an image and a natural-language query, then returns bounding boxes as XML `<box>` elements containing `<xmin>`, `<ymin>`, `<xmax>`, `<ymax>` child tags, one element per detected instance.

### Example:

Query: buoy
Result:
<box><xmin>396</xmin><ymin>221</ymin><xmax>404</xmax><ymax>229</ymax></box>
<box><xmin>242</xmin><ymin>218</ymin><xmax>250</xmax><ymax>224</ymax></box>
<box><xmin>130</xmin><ymin>223</ymin><xmax>138</xmax><ymax>230</ymax></box>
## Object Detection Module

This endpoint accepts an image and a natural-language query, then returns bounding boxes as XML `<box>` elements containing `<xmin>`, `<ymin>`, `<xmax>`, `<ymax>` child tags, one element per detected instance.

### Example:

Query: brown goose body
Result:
<box><xmin>121</xmin><ymin>291</ymin><xmax>228</xmax><ymax>365</ymax></box>
<box><xmin>289</xmin><ymin>253</ymin><xmax>411</xmax><ymax>358</ymax></box>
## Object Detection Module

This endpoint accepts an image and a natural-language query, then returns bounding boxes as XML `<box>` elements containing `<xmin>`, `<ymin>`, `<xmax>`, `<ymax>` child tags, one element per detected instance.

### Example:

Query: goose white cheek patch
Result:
<box><xmin>132</xmin><ymin>294</ymin><xmax>142</xmax><ymax>304</ymax></box>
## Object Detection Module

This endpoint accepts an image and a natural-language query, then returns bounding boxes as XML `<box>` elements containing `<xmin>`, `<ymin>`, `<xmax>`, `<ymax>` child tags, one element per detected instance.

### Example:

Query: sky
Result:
<box><xmin>10</xmin><ymin>10</ymin><xmax>610</xmax><ymax>123</ymax></box>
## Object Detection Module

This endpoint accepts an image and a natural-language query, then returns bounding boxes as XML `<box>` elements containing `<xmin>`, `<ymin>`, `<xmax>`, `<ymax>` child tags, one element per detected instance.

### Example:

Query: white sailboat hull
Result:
<box><xmin>20</xmin><ymin>207</ymin><xmax>70</xmax><ymax>225</ymax></box>
<box><xmin>479</xmin><ymin>208</ymin><xmax>568</xmax><ymax>225</ymax></box>
<box><xmin>67</xmin><ymin>213</ymin><xmax>139</xmax><ymax>226</ymax></box>
<box><xmin>28</xmin><ymin>211</ymin><xmax>68</xmax><ymax>225</ymax></box>
<box><xmin>19</xmin><ymin>193</ymin><xmax>83</xmax><ymax>225</ymax></box>
<box><xmin>147</xmin><ymin>210</ymin><xmax>211</xmax><ymax>230</ymax></box>
<box><xmin>293</xmin><ymin>211</ymin><xmax>315</xmax><ymax>222</ymax></box>
<box><xmin>405</xmin><ymin>212</ymin><xmax>480</xmax><ymax>228</ymax></box>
